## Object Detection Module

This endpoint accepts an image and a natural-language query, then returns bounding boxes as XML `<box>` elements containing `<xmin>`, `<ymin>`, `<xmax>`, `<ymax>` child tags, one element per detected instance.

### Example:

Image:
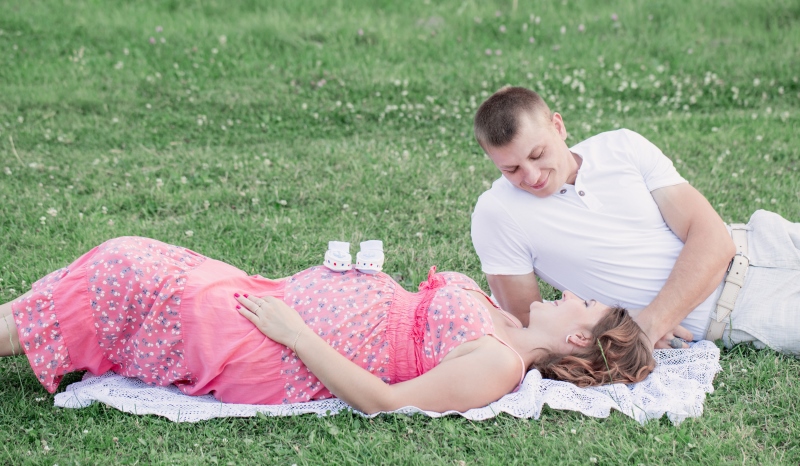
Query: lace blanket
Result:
<box><xmin>54</xmin><ymin>341</ymin><xmax>721</xmax><ymax>425</ymax></box>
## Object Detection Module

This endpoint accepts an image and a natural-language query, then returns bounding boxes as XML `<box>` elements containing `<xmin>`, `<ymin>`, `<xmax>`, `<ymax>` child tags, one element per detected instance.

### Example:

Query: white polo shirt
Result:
<box><xmin>471</xmin><ymin>128</ymin><xmax>719</xmax><ymax>337</ymax></box>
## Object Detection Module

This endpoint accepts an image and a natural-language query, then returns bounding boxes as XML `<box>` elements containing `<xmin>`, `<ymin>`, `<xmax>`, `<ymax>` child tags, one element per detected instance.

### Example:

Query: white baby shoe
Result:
<box><xmin>324</xmin><ymin>241</ymin><xmax>352</xmax><ymax>271</ymax></box>
<box><xmin>356</xmin><ymin>240</ymin><xmax>384</xmax><ymax>274</ymax></box>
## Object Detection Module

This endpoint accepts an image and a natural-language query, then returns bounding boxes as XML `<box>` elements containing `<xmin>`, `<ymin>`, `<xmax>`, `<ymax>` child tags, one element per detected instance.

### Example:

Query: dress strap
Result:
<box><xmin>489</xmin><ymin>334</ymin><xmax>526</xmax><ymax>389</ymax></box>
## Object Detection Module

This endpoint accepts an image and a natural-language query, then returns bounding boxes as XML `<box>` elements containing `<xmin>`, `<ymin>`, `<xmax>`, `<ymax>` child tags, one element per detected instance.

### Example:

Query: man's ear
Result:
<box><xmin>551</xmin><ymin>112</ymin><xmax>567</xmax><ymax>139</ymax></box>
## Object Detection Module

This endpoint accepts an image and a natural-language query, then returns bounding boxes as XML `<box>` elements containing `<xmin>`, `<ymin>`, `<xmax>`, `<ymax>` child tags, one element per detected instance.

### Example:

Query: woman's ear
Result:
<box><xmin>566</xmin><ymin>333</ymin><xmax>592</xmax><ymax>348</ymax></box>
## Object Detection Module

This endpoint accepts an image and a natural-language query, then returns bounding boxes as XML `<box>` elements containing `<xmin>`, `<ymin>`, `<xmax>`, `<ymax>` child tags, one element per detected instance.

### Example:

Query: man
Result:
<box><xmin>470</xmin><ymin>86</ymin><xmax>735</xmax><ymax>350</ymax></box>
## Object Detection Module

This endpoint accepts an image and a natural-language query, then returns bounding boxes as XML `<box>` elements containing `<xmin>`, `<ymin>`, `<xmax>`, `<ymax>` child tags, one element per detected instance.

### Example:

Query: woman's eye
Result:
<box><xmin>505</xmin><ymin>168</ymin><xmax>518</xmax><ymax>174</ymax></box>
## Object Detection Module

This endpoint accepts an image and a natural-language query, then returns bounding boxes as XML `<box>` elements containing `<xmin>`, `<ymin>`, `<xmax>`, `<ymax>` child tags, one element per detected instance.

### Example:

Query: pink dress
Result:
<box><xmin>12</xmin><ymin>237</ymin><xmax>520</xmax><ymax>405</ymax></box>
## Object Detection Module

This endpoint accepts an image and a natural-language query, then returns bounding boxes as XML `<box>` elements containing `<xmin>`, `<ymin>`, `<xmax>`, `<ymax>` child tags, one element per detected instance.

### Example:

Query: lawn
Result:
<box><xmin>1</xmin><ymin>0</ymin><xmax>799</xmax><ymax>463</ymax></box>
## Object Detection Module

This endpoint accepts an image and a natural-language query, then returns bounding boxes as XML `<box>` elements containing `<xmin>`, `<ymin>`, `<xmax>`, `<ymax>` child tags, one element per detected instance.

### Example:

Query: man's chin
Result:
<box><xmin>523</xmin><ymin>185</ymin><xmax>553</xmax><ymax>198</ymax></box>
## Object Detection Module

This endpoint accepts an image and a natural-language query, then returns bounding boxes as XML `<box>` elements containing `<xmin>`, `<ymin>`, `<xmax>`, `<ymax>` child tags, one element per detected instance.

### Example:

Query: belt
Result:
<box><xmin>706</xmin><ymin>224</ymin><xmax>749</xmax><ymax>341</ymax></box>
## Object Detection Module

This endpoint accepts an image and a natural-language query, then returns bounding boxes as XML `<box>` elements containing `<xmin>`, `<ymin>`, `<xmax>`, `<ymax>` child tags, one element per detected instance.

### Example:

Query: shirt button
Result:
<box><xmin>559</xmin><ymin>189</ymin><xmax>567</xmax><ymax>194</ymax></box>
<box><xmin>578</xmin><ymin>190</ymin><xmax>585</xmax><ymax>196</ymax></box>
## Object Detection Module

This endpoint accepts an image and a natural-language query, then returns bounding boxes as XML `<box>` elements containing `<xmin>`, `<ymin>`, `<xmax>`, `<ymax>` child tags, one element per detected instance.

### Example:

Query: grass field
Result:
<box><xmin>1</xmin><ymin>0</ymin><xmax>799</xmax><ymax>463</ymax></box>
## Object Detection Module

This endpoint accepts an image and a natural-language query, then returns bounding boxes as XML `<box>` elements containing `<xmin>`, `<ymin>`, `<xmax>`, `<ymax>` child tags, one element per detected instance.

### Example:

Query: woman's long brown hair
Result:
<box><xmin>534</xmin><ymin>306</ymin><xmax>656</xmax><ymax>387</ymax></box>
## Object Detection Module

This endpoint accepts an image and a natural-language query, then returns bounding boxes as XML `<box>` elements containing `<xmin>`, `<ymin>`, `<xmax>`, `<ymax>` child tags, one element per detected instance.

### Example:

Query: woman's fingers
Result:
<box><xmin>235</xmin><ymin>294</ymin><xmax>267</xmax><ymax>315</ymax></box>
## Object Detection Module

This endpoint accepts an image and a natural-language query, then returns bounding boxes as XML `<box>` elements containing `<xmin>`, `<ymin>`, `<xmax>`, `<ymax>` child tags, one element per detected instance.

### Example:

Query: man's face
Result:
<box><xmin>483</xmin><ymin>112</ymin><xmax>580</xmax><ymax>198</ymax></box>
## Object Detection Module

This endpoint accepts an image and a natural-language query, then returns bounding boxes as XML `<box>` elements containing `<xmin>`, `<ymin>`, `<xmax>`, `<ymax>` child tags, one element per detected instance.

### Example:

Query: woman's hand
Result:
<box><xmin>235</xmin><ymin>294</ymin><xmax>307</xmax><ymax>347</ymax></box>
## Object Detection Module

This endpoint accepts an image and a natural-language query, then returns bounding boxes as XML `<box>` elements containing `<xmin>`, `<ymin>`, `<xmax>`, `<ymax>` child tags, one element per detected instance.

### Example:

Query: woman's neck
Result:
<box><xmin>493</xmin><ymin>319</ymin><xmax>554</xmax><ymax>368</ymax></box>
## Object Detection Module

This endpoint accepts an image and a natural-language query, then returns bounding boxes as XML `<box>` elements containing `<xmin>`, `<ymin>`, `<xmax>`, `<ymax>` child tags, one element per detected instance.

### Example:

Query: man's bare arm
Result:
<box><xmin>485</xmin><ymin>272</ymin><xmax>541</xmax><ymax>327</ymax></box>
<box><xmin>637</xmin><ymin>183</ymin><xmax>735</xmax><ymax>349</ymax></box>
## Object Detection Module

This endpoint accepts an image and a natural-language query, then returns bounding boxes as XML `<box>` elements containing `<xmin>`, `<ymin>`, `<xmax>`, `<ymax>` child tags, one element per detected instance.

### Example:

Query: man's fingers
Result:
<box><xmin>657</xmin><ymin>334</ymin><xmax>689</xmax><ymax>350</ymax></box>
<box><xmin>672</xmin><ymin>325</ymin><xmax>694</xmax><ymax>342</ymax></box>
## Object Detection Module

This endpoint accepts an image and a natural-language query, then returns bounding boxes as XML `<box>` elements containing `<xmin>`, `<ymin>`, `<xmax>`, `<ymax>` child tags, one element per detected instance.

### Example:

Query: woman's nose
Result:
<box><xmin>562</xmin><ymin>290</ymin><xmax>576</xmax><ymax>301</ymax></box>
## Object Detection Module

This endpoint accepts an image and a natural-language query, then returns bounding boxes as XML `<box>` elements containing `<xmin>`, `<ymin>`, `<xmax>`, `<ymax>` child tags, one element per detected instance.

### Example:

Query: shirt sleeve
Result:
<box><xmin>621</xmin><ymin>129</ymin><xmax>687</xmax><ymax>192</ymax></box>
<box><xmin>471</xmin><ymin>191</ymin><xmax>536</xmax><ymax>275</ymax></box>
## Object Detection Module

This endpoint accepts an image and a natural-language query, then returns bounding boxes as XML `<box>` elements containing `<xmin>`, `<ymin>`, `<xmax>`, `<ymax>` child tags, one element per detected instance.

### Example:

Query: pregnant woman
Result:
<box><xmin>1</xmin><ymin>236</ymin><xmax>653</xmax><ymax>414</ymax></box>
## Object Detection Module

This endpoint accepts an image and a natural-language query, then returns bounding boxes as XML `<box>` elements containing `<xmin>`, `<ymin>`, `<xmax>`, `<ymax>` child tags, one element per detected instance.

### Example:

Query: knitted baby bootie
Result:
<box><xmin>356</xmin><ymin>240</ymin><xmax>384</xmax><ymax>274</ymax></box>
<box><xmin>324</xmin><ymin>241</ymin><xmax>352</xmax><ymax>271</ymax></box>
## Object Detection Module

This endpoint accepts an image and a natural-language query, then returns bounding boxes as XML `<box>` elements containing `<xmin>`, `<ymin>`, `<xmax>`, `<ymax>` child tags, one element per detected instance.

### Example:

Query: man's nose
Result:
<box><xmin>521</xmin><ymin>165</ymin><xmax>540</xmax><ymax>184</ymax></box>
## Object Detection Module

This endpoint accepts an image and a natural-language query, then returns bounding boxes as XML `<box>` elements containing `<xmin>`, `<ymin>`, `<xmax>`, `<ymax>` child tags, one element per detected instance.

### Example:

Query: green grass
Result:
<box><xmin>1</xmin><ymin>0</ymin><xmax>799</xmax><ymax>463</ymax></box>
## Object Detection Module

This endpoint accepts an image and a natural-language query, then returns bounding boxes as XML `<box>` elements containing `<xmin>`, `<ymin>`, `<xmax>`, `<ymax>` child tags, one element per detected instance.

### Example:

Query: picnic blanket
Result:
<box><xmin>54</xmin><ymin>340</ymin><xmax>721</xmax><ymax>425</ymax></box>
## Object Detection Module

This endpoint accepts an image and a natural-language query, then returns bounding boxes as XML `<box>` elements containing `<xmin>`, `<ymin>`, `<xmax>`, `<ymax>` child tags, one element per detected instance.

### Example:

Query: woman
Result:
<box><xmin>1</xmin><ymin>237</ymin><xmax>654</xmax><ymax>414</ymax></box>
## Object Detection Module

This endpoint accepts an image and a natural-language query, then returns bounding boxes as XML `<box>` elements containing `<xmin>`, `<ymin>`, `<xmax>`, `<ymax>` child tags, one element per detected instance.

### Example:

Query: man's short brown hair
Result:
<box><xmin>474</xmin><ymin>86</ymin><xmax>551</xmax><ymax>148</ymax></box>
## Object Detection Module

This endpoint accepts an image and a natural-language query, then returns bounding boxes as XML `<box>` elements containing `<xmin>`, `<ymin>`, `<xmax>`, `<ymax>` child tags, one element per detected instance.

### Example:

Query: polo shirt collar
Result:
<box><xmin>559</xmin><ymin>150</ymin><xmax>603</xmax><ymax>211</ymax></box>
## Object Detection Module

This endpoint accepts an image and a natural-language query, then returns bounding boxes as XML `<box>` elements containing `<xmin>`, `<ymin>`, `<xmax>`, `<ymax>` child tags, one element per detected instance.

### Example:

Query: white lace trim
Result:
<box><xmin>54</xmin><ymin>341</ymin><xmax>721</xmax><ymax>424</ymax></box>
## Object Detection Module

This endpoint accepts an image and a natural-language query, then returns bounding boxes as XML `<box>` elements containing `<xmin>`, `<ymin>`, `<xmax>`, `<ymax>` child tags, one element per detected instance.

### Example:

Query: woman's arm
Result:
<box><xmin>235</xmin><ymin>295</ymin><xmax>521</xmax><ymax>414</ymax></box>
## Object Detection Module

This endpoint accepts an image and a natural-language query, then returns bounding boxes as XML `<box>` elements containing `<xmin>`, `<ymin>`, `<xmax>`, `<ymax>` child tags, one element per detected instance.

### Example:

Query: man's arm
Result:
<box><xmin>637</xmin><ymin>183</ymin><xmax>735</xmax><ymax>349</ymax></box>
<box><xmin>486</xmin><ymin>272</ymin><xmax>541</xmax><ymax>327</ymax></box>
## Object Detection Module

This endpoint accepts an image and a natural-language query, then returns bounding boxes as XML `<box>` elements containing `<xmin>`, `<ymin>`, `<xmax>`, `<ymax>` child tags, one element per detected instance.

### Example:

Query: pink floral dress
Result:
<box><xmin>13</xmin><ymin>237</ymin><xmax>512</xmax><ymax>405</ymax></box>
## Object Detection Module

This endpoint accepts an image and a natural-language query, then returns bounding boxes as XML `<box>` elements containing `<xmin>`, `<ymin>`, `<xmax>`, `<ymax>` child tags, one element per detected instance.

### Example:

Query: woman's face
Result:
<box><xmin>528</xmin><ymin>291</ymin><xmax>611</xmax><ymax>350</ymax></box>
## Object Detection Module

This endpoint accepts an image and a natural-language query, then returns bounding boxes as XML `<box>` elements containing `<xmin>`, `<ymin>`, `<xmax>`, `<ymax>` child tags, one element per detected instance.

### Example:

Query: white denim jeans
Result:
<box><xmin>719</xmin><ymin>210</ymin><xmax>800</xmax><ymax>355</ymax></box>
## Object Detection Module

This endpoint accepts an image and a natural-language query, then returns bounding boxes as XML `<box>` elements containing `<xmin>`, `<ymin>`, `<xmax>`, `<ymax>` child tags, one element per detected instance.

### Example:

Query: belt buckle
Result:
<box><xmin>726</xmin><ymin>251</ymin><xmax>749</xmax><ymax>273</ymax></box>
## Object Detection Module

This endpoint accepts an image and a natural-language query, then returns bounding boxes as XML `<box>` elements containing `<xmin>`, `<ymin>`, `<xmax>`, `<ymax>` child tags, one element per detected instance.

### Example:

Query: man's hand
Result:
<box><xmin>652</xmin><ymin>324</ymin><xmax>693</xmax><ymax>350</ymax></box>
<box><xmin>485</xmin><ymin>272</ymin><xmax>542</xmax><ymax>326</ymax></box>
<box><xmin>635</xmin><ymin>183</ymin><xmax>734</xmax><ymax>347</ymax></box>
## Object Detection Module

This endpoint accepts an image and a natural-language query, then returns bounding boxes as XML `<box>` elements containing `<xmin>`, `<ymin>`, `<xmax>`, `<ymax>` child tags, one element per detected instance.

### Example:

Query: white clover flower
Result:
<box><xmin>185</xmin><ymin>230</ymin><xmax>194</xmax><ymax>237</ymax></box>
<box><xmin>560</xmin><ymin>26</ymin><xmax>566</xmax><ymax>34</ymax></box>
<box><xmin>251</xmin><ymin>198</ymin><xmax>259</xmax><ymax>205</ymax></box>
<box><xmin>47</xmin><ymin>208</ymin><xmax>57</xmax><ymax>217</ymax></box>
<box><xmin>181</xmin><ymin>176</ymin><xmax>187</xmax><ymax>184</ymax></box>
<box><xmin>499</xmin><ymin>25</ymin><xmax>506</xmax><ymax>33</ymax></box>
<box><xmin>39</xmin><ymin>216</ymin><xmax>46</xmax><ymax>225</ymax></box>
<box><xmin>278</xmin><ymin>199</ymin><xmax>287</xmax><ymax>206</ymax></box>
<box><xmin>156</xmin><ymin>178</ymin><xmax>164</xmax><ymax>188</ymax></box>
<box><xmin>114</xmin><ymin>61</ymin><xmax>124</xmax><ymax>70</ymax></box>
<box><xmin>219</xmin><ymin>35</ymin><xmax>227</xmax><ymax>45</ymax></box>
<box><xmin>415</xmin><ymin>232</ymin><xmax>423</xmax><ymax>238</ymax></box>
<box><xmin>108</xmin><ymin>219</ymin><xmax>114</xmax><ymax>226</ymax></box>
<box><xmin>3</xmin><ymin>167</ymin><xmax>10</xmax><ymax>175</ymax></box>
